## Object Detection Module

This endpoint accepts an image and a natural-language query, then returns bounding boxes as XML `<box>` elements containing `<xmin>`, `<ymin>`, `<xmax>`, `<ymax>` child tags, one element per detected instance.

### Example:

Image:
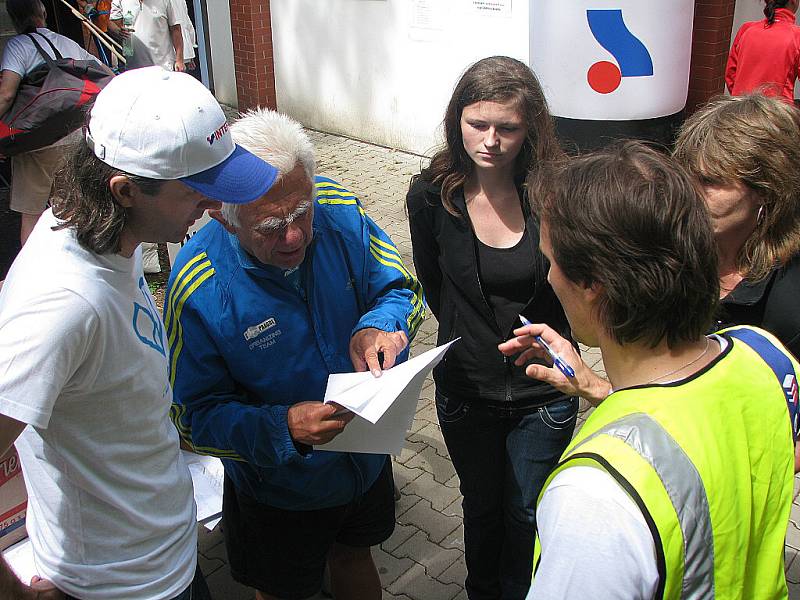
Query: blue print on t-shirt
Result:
<box><xmin>132</xmin><ymin>276</ymin><xmax>166</xmax><ymax>356</ymax></box>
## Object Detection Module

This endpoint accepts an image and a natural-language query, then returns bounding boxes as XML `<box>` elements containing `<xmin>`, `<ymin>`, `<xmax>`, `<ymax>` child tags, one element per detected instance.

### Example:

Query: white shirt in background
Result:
<box><xmin>111</xmin><ymin>0</ymin><xmax>181</xmax><ymax>70</ymax></box>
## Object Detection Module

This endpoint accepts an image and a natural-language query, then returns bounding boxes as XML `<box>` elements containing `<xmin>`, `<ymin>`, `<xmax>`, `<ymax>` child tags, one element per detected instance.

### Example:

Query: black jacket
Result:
<box><xmin>406</xmin><ymin>175</ymin><xmax>572</xmax><ymax>409</ymax></box>
<box><xmin>716</xmin><ymin>253</ymin><xmax>800</xmax><ymax>358</ymax></box>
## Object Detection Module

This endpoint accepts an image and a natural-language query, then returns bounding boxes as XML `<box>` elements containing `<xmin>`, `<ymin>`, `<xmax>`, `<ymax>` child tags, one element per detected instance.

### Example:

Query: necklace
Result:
<box><xmin>641</xmin><ymin>338</ymin><xmax>711</xmax><ymax>386</ymax></box>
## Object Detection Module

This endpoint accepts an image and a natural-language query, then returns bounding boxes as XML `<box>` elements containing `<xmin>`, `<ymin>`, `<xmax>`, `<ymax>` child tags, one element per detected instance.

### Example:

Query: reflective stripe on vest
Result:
<box><xmin>571</xmin><ymin>412</ymin><xmax>714</xmax><ymax>599</ymax></box>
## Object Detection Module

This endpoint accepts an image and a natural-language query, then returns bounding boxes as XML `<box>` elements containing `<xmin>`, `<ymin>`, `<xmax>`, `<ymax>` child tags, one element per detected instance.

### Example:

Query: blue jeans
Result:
<box><xmin>436</xmin><ymin>391</ymin><xmax>578</xmax><ymax>600</ymax></box>
<box><xmin>65</xmin><ymin>563</ymin><xmax>212</xmax><ymax>600</ymax></box>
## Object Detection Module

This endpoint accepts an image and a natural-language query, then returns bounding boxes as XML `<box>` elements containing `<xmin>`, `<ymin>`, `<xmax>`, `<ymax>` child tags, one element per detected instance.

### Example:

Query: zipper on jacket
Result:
<box><xmin>470</xmin><ymin>232</ymin><xmax>515</xmax><ymax>403</ymax></box>
<box><xmin>503</xmin><ymin>355</ymin><xmax>513</xmax><ymax>403</ymax></box>
<box><xmin>468</xmin><ymin>226</ymin><xmax>503</xmax><ymax>337</ymax></box>
<box><xmin>301</xmin><ymin>243</ymin><xmax>337</xmax><ymax>375</ymax></box>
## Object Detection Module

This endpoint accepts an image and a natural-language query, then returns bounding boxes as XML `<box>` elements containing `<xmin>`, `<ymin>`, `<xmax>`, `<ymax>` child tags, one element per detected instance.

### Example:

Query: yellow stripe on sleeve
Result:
<box><xmin>164</xmin><ymin>252</ymin><xmax>209</xmax><ymax>332</ymax></box>
<box><xmin>369</xmin><ymin>242</ymin><xmax>413</xmax><ymax>280</ymax></box>
<box><xmin>187</xmin><ymin>444</ymin><xmax>247</xmax><ymax>461</ymax></box>
<box><xmin>165</xmin><ymin>260</ymin><xmax>213</xmax><ymax>348</ymax></box>
<box><xmin>317</xmin><ymin>196</ymin><xmax>366</xmax><ymax>216</ymax></box>
<box><xmin>369</xmin><ymin>234</ymin><xmax>402</xmax><ymax>257</ymax></box>
<box><xmin>169</xmin><ymin>383</ymin><xmax>245</xmax><ymax>462</ymax></box>
<box><xmin>315</xmin><ymin>180</ymin><xmax>352</xmax><ymax>192</ymax></box>
<box><xmin>316</xmin><ymin>189</ymin><xmax>358</xmax><ymax>200</ymax></box>
<box><xmin>168</xmin><ymin>268</ymin><xmax>216</xmax><ymax>383</ymax></box>
<box><xmin>367</xmin><ymin>245</ymin><xmax>425</xmax><ymax>334</ymax></box>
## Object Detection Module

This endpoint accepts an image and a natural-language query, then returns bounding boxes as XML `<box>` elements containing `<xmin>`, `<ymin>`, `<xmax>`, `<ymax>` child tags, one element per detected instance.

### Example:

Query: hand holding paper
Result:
<box><xmin>287</xmin><ymin>401</ymin><xmax>354</xmax><ymax>445</ymax></box>
<box><xmin>349</xmin><ymin>327</ymin><xmax>409</xmax><ymax>377</ymax></box>
<box><xmin>319</xmin><ymin>340</ymin><xmax>458</xmax><ymax>455</ymax></box>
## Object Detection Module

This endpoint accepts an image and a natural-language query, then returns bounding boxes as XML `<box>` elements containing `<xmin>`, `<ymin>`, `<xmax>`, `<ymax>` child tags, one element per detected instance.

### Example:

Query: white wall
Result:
<box><xmin>270</xmin><ymin>0</ymin><xmax>530</xmax><ymax>156</ymax></box>
<box><xmin>732</xmin><ymin>0</ymin><xmax>765</xmax><ymax>44</ymax></box>
<box><xmin>206</xmin><ymin>1</ymin><xmax>238</xmax><ymax>107</ymax></box>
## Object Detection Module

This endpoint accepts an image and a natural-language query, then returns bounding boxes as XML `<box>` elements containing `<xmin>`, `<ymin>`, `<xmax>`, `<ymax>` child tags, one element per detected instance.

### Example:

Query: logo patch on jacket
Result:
<box><xmin>244</xmin><ymin>317</ymin><xmax>276</xmax><ymax>341</ymax></box>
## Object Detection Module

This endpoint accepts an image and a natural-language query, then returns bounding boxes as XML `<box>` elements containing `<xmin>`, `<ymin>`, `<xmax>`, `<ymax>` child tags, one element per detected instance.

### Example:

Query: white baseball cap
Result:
<box><xmin>86</xmin><ymin>66</ymin><xmax>278</xmax><ymax>204</ymax></box>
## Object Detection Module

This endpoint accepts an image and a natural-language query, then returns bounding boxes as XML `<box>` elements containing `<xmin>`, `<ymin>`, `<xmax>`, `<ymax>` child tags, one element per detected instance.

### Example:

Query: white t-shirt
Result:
<box><xmin>111</xmin><ymin>0</ymin><xmax>181</xmax><ymax>70</ymax></box>
<box><xmin>173</xmin><ymin>0</ymin><xmax>196</xmax><ymax>61</ymax></box>
<box><xmin>527</xmin><ymin>466</ymin><xmax>659</xmax><ymax>600</ymax></box>
<box><xmin>0</xmin><ymin>28</ymin><xmax>97</xmax><ymax>77</ymax></box>
<box><xmin>1</xmin><ymin>28</ymin><xmax>99</xmax><ymax>148</ymax></box>
<box><xmin>0</xmin><ymin>210</ymin><xmax>196</xmax><ymax>599</ymax></box>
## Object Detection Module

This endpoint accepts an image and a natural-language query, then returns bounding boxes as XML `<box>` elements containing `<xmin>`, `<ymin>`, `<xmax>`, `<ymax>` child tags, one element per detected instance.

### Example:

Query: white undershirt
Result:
<box><xmin>527</xmin><ymin>466</ymin><xmax>658</xmax><ymax>599</ymax></box>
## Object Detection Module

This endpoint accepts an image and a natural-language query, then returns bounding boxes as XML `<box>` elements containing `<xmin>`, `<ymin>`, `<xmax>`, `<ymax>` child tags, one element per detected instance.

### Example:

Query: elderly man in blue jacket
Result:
<box><xmin>166</xmin><ymin>108</ymin><xmax>424</xmax><ymax>600</ymax></box>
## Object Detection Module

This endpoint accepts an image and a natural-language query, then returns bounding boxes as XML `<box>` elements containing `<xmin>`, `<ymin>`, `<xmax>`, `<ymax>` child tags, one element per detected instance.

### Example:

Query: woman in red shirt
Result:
<box><xmin>726</xmin><ymin>0</ymin><xmax>800</xmax><ymax>101</ymax></box>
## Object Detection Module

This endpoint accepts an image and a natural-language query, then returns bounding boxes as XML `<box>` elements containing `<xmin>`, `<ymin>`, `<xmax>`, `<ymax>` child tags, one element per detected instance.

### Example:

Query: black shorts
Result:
<box><xmin>223</xmin><ymin>459</ymin><xmax>396</xmax><ymax>599</ymax></box>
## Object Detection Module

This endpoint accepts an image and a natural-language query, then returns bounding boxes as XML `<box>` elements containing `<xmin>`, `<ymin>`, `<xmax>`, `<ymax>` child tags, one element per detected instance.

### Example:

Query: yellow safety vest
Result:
<box><xmin>532</xmin><ymin>327</ymin><xmax>796</xmax><ymax>600</ymax></box>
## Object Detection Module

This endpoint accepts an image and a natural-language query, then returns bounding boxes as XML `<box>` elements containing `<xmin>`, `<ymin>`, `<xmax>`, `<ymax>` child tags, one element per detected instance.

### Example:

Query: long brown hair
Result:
<box><xmin>51</xmin><ymin>139</ymin><xmax>164</xmax><ymax>255</ymax></box>
<box><xmin>422</xmin><ymin>56</ymin><xmax>563</xmax><ymax>216</ymax></box>
<box><xmin>673</xmin><ymin>94</ymin><xmax>800</xmax><ymax>280</ymax></box>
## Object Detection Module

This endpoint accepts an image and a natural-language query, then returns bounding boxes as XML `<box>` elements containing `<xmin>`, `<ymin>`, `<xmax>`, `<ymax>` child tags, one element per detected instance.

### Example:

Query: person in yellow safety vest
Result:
<box><xmin>499</xmin><ymin>141</ymin><xmax>799</xmax><ymax>600</ymax></box>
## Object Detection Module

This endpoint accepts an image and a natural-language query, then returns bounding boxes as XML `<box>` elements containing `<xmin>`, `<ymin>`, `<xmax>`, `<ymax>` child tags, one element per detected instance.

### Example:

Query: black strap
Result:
<box><xmin>24</xmin><ymin>32</ymin><xmax>64</xmax><ymax>70</ymax></box>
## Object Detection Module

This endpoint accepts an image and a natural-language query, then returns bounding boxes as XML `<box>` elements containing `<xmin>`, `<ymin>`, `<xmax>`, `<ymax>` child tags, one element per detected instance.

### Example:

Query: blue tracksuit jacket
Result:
<box><xmin>165</xmin><ymin>177</ymin><xmax>424</xmax><ymax>509</ymax></box>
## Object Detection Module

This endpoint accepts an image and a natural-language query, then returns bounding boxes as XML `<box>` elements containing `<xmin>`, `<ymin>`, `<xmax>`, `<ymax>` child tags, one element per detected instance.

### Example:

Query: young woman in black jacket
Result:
<box><xmin>406</xmin><ymin>56</ymin><xmax>577</xmax><ymax>600</ymax></box>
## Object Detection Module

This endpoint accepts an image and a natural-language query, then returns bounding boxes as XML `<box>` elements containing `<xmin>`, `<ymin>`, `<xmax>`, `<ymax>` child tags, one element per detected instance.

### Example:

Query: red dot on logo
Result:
<box><xmin>587</xmin><ymin>61</ymin><xmax>622</xmax><ymax>94</ymax></box>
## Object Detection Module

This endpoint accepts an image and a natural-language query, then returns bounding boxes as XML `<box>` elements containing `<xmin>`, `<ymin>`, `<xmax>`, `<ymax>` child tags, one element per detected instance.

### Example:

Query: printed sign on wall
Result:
<box><xmin>471</xmin><ymin>0</ymin><xmax>511</xmax><ymax>18</ymax></box>
<box><xmin>531</xmin><ymin>0</ymin><xmax>694</xmax><ymax>120</ymax></box>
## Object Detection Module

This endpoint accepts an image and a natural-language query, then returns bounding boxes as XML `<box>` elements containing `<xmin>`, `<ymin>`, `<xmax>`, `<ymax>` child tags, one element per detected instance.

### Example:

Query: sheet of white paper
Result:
<box><xmin>319</xmin><ymin>340</ymin><xmax>457</xmax><ymax>455</ymax></box>
<box><xmin>182</xmin><ymin>450</ymin><xmax>224</xmax><ymax>530</ymax></box>
<box><xmin>471</xmin><ymin>0</ymin><xmax>512</xmax><ymax>17</ymax></box>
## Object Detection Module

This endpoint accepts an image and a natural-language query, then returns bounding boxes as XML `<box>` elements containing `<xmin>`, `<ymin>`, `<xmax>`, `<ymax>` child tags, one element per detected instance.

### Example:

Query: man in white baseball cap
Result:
<box><xmin>0</xmin><ymin>66</ymin><xmax>277</xmax><ymax>599</ymax></box>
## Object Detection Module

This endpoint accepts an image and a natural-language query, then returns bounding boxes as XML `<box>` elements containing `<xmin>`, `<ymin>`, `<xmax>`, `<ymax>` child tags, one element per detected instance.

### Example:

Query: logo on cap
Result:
<box><xmin>207</xmin><ymin>122</ymin><xmax>230</xmax><ymax>146</ymax></box>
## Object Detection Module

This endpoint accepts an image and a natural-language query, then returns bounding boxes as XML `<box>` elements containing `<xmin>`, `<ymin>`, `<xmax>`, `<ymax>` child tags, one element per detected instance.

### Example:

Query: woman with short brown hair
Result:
<box><xmin>674</xmin><ymin>93</ymin><xmax>800</xmax><ymax>357</ymax></box>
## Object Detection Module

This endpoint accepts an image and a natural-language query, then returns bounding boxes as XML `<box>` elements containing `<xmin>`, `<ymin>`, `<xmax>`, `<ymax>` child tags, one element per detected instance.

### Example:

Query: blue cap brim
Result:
<box><xmin>180</xmin><ymin>145</ymin><xmax>279</xmax><ymax>204</ymax></box>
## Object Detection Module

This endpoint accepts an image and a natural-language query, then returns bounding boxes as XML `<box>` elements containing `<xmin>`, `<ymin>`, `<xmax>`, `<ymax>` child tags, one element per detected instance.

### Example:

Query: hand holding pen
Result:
<box><xmin>497</xmin><ymin>317</ymin><xmax>612</xmax><ymax>405</ymax></box>
<box><xmin>517</xmin><ymin>314</ymin><xmax>575</xmax><ymax>378</ymax></box>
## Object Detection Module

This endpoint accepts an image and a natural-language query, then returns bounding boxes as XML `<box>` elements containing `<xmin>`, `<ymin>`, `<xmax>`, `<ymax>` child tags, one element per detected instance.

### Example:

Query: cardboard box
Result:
<box><xmin>0</xmin><ymin>447</ymin><xmax>27</xmax><ymax>551</ymax></box>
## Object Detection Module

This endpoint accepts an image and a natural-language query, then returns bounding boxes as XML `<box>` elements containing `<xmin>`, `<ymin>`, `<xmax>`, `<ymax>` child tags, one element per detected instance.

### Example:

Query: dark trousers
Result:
<box><xmin>65</xmin><ymin>562</ymin><xmax>212</xmax><ymax>600</ymax></box>
<box><xmin>436</xmin><ymin>391</ymin><xmax>577</xmax><ymax>600</ymax></box>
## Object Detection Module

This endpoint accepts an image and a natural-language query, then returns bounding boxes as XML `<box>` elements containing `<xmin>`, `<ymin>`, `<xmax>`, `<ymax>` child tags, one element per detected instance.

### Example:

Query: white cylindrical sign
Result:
<box><xmin>531</xmin><ymin>0</ymin><xmax>695</xmax><ymax>121</ymax></box>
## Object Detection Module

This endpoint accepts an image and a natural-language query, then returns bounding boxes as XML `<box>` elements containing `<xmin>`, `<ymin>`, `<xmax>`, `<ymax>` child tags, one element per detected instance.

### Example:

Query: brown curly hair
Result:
<box><xmin>535</xmin><ymin>141</ymin><xmax>719</xmax><ymax>349</ymax></box>
<box><xmin>673</xmin><ymin>93</ymin><xmax>800</xmax><ymax>281</ymax></box>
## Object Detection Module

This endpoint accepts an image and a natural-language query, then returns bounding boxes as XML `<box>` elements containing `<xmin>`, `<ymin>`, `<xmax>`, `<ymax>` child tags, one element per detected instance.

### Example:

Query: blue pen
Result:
<box><xmin>518</xmin><ymin>314</ymin><xmax>576</xmax><ymax>378</ymax></box>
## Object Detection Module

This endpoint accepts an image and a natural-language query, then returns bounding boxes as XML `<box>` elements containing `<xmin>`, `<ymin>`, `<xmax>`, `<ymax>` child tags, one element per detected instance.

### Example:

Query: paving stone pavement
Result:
<box><xmin>199</xmin><ymin>121</ymin><xmax>800</xmax><ymax>599</ymax></box>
